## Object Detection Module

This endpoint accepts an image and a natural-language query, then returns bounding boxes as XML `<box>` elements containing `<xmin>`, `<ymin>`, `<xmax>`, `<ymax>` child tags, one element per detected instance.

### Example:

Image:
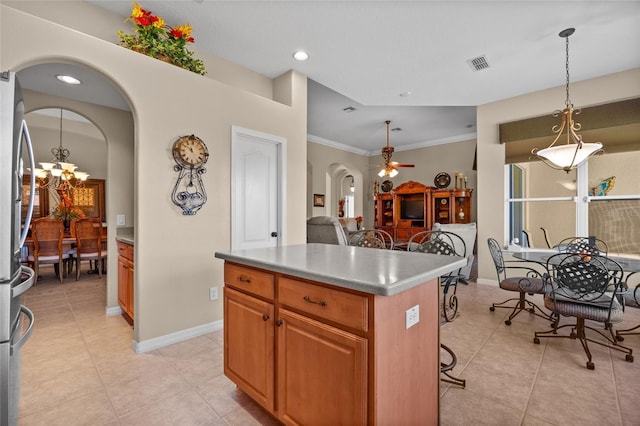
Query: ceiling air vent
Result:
<box><xmin>343</xmin><ymin>106</ymin><xmax>357</xmax><ymax>112</ymax></box>
<box><xmin>467</xmin><ymin>55</ymin><xmax>490</xmax><ymax>72</ymax></box>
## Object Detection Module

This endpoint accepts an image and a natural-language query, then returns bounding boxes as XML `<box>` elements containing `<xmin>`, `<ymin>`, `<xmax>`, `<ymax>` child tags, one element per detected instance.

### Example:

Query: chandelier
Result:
<box><xmin>531</xmin><ymin>28</ymin><xmax>603</xmax><ymax>173</ymax></box>
<box><xmin>31</xmin><ymin>108</ymin><xmax>89</xmax><ymax>193</ymax></box>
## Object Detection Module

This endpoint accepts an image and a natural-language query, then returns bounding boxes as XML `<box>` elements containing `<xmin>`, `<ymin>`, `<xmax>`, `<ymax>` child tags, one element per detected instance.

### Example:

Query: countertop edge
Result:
<box><xmin>116</xmin><ymin>235</ymin><xmax>134</xmax><ymax>245</ymax></box>
<box><xmin>215</xmin><ymin>249</ymin><xmax>466</xmax><ymax>296</ymax></box>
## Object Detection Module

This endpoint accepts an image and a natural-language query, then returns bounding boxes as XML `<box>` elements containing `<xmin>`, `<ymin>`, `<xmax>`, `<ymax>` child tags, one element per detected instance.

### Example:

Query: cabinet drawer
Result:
<box><xmin>117</xmin><ymin>242</ymin><xmax>133</xmax><ymax>261</ymax></box>
<box><xmin>278</xmin><ymin>277</ymin><xmax>368</xmax><ymax>332</ymax></box>
<box><xmin>224</xmin><ymin>264</ymin><xmax>275</xmax><ymax>301</ymax></box>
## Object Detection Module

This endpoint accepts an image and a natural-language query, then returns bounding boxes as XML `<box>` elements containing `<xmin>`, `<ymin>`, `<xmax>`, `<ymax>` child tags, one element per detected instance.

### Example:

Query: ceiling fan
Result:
<box><xmin>377</xmin><ymin>120</ymin><xmax>415</xmax><ymax>177</ymax></box>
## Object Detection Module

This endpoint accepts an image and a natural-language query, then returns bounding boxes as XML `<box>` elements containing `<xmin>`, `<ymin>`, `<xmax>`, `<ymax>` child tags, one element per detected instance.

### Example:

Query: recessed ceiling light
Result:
<box><xmin>292</xmin><ymin>50</ymin><xmax>309</xmax><ymax>61</ymax></box>
<box><xmin>399</xmin><ymin>91</ymin><xmax>412</xmax><ymax>97</ymax></box>
<box><xmin>391</xmin><ymin>127</ymin><xmax>402</xmax><ymax>132</ymax></box>
<box><xmin>56</xmin><ymin>74</ymin><xmax>81</xmax><ymax>85</ymax></box>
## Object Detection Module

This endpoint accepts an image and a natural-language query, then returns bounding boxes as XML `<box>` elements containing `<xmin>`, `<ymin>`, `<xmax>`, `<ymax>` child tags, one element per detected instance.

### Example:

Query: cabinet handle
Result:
<box><xmin>275</xmin><ymin>320</ymin><xmax>283</xmax><ymax>327</ymax></box>
<box><xmin>262</xmin><ymin>314</ymin><xmax>270</xmax><ymax>321</ymax></box>
<box><xmin>238</xmin><ymin>275</ymin><xmax>251</xmax><ymax>283</ymax></box>
<box><xmin>303</xmin><ymin>296</ymin><xmax>326</xmax><ymax>307</ymax></box>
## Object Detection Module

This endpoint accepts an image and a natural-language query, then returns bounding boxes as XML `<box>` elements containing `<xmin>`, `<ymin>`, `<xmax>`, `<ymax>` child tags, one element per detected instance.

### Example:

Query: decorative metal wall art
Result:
<box><xmin>171</xmin><ymin>134</ymin><xmax>209</xmax><ymax>215</ymax></box>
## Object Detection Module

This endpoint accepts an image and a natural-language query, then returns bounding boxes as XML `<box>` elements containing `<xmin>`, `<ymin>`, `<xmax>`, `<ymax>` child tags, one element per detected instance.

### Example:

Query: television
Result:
<box><xmin>400</xmin><ymin>198</ymin><xmax>424</xmax><ymax>220</ymax></box>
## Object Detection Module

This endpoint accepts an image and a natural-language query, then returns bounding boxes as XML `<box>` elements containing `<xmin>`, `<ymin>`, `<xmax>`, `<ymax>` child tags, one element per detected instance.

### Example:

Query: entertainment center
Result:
<box><xmin>374</xmin><ymin>180</ymin><xmax>472</xmax><ymax>242</ymax></box>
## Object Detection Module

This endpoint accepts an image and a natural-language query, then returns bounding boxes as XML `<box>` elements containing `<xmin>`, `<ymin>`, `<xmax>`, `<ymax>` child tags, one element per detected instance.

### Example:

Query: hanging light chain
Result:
<box><xmin>565</xmin><ymin>34</ymin><xmax>572</xmax><ymax>108</ymax></box>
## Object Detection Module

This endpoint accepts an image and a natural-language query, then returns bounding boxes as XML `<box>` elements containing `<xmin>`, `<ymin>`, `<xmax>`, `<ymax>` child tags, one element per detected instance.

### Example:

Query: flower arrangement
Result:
<box><xmin>355</xmin><ymin>216</ymin><xmax>363</xmax><ymax>223</ymax></box>
<box><xmin>117</xmin><ymin>2</ymin><xmax>206</xmax><ymax>75</ymax></box>
<box><xmin>52</xmin><ymin>190</ymin><xmax>85</xmax><ymax>222</ymax></box>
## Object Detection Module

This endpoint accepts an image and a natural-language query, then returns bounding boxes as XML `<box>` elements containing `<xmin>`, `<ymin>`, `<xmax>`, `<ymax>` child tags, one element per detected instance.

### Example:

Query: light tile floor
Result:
<box><xmin>18</xmin><ymin>267</ymin><xmax>640</xmax><ymax>425</ymax></box>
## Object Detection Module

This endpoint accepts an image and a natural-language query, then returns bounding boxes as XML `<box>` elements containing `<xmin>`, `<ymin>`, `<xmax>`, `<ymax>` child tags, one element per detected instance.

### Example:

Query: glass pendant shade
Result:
<box><xmin>537</xmin><ymin>142</ymin><xmax>603</xmax><ymax>171</ymax></box>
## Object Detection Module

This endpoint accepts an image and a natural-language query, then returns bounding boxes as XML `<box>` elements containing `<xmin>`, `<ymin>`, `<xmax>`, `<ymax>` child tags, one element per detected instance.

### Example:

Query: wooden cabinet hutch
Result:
<box><xmin>374</xmin><ymin>180</ymin><xmax>472</xmax><ymax>242</ymax></box>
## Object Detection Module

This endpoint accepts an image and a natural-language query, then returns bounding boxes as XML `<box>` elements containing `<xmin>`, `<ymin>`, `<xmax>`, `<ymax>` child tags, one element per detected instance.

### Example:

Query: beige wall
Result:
<box><xmin>372</xmin><ymin>139</ymin><xmax>478</xmax><ymax>224</ymax></box>
<box><xmin>477</xmin><ymin>68</ymin><xmax>640</xmax><ymax>284</ymax></box>
<box><xmin>307</xmin><ymin>139</ymin><xmax>478</xmax><ymax>230</ymax></box>
<box><xmin>2</xmin><ymin>4</ymin><xmax>308</xmax><ymax>345</ymax></box>
<box><xmin>307</xmin><ymin>142</ymin><xmax>371</xmax><ymax>224</ymax></box>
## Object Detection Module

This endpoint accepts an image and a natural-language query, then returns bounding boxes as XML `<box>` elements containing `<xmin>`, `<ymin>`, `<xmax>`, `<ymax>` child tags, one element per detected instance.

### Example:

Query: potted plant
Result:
<box><xmin>117</xmin><ymin>2</ymin><xmax>206</xmax><ymax>75</ymax></box>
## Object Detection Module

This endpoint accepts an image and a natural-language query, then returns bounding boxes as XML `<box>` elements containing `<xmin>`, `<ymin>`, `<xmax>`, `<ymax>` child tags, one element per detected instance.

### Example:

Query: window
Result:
<box><xmin>506</xmin><ymin>150</ymin><xmax>640</xmax><ymax>255</ymax></box>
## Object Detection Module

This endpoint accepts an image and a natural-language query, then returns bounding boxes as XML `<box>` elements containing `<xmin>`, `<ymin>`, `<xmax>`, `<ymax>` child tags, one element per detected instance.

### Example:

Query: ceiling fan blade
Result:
<box><xmin>390</xmin><ymin>161</ymin><xmax>415</xmax><ymax>168</ymax></box>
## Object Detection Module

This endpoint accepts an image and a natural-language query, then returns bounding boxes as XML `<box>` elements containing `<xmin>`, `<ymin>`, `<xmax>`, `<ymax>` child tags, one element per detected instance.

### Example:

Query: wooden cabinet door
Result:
<box><xmin>125</xmin><ymin>261</ymin><xmax>134</xmax><ymax>319</ymax></box>
<box><xmin>117</xmin><ymin>257</ymin><xmax>128</xmax><ymax>312</ymax></box>
<box><xmin>277</xmin><ymin>308</ymin><xmax>367</xmax><ymax>426</ymax></box>
<box><xmin>224</xmin><ymin>287</ymin><xmax>275</xmax><ymax>412</ymax></box>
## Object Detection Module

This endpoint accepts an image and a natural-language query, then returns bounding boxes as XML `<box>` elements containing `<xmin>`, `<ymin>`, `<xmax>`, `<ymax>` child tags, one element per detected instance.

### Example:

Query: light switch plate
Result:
<box><xmin>117</xmin><ymin>214</ymin><xmax>125</xmax><ymax>226</ymax></box>
<box><xmin>405</xmin><ymin>305</ymin><xmax>419</xmax><ymax>329</ymax></box>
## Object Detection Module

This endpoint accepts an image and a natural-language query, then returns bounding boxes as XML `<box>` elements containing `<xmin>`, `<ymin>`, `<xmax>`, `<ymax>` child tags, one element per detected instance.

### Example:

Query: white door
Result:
<box><xmin>231</xmin><ymin>126</ymin><xmax>286</xmax><ymax>250</ymax></box>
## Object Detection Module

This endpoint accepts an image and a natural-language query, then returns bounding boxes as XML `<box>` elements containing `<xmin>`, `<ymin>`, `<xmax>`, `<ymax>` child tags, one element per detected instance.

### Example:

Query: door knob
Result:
<box><xmin>271</xmin><ymin>232</ymin><xmax>278</xmax><ymax>237</ymax></box>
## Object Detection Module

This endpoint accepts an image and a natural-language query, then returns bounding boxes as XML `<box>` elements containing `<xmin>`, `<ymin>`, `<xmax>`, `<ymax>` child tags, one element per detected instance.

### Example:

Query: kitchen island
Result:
<box><xmin>215</xmin><ymin>243</ymin><xmax>465</xmax><ymax>425</ymax></box>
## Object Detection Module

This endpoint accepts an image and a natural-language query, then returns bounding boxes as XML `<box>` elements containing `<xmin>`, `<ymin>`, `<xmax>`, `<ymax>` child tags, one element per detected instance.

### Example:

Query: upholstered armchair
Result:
<box><xmin>432</xmin><ymin>222</ymin><xmax>476</xmax><ymax>281</ymax></box>
<box><xmin>306</xmin><ymin>216</ymin><xmax>348</xmax><ymax>245</ymax></box>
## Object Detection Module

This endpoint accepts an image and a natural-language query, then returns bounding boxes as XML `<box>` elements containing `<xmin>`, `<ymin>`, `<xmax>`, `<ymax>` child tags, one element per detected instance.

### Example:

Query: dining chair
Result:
<box><xmin>556</xmin><ymin>236</ymin><xmax>608</xmax><ymax>256</ymax></box>
<box><xmin>74</xmin><ymin>217</ymin><xmax>107</xmax><ymax>280</ymax></box>
<box><xmin>28</xmin><ymin>217</ymin><xmax>70</xmax><ymax>284</ymax></box>
<box><xmin>616</xmin><ymin>272</ymin><xmax>640</xmax><ymax>341</ymax></box>
<box><xmin>534</xmin><ymin>253</ymin><xmax>633</xmax><ymax>370</ymax></box>
<box><xmin>522</xmin><ymin>229</ymin><xmax>532</xmax><ymax>248</ymax></box>
<box><xmin>347</xmin><ymin>229</ymin><xmax>394</xmax><ymax>250</ymax></box>
<box><xmin>408</xmin><ymin>230</ymin><xmax>466</xmax><ymax>388</ymax></box>
<box><xmin>540</xmin><ymin>227</ymin><xmax>552</xmax><ymax>249</ymax></box>
<box><xmin>409</xmin><ymin>230</ymin><xmax>466</xmax><ymax>322</ymax></box>
<box><xmin>487</xmin><ymin>238</ymin><xmax>553</xmax><ymax>325</ymax></box>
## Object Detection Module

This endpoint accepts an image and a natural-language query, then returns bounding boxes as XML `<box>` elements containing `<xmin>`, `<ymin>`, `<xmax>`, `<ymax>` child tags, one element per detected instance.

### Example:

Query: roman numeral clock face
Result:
<box><xmin>174</xmin><ymin>135</ymin><xmax>209</xmax><ymax>167</ymax></box>
<box><xmin>171</xmin><ymin>135</ymin><xmax>209</xmax><ymax>215</ymax></box>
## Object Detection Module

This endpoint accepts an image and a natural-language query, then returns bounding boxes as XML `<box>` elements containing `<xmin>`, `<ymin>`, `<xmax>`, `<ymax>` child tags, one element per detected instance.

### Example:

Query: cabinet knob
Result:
<box><xmin>275</xmin><ymin>320</ymin><xmax>283</xmax><ymax>327</ymax></box>
<box><xmin>238</xmin><ymin>275</ymin><xmax>251</xmax><ymax>283</ymax></box>
<box><xmin>271</xmin><ymin>232</ymin><xmax>278</xmax><ymax>237</ymax></box>
<box><xmin>262</xmin><ymin>314</ymin><xmax>270</xmax><ymax>321</ymax></box>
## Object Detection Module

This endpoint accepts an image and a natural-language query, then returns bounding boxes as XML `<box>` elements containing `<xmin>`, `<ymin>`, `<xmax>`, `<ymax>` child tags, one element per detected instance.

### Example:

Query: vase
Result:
<box><xmin>63</xmin><ymin>219</ymin><xmax>71</xmax><ymax>236</ymax></box>
<box><xmin>357</xmin><ymin>223</ymin><xmax>362</xmax><ymax>230</ymax></box>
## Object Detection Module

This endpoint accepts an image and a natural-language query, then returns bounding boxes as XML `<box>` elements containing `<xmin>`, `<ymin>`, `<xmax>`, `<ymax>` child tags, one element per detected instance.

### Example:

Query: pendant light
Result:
<box><xmin>531</xmin><ymin>28</ymin><xmax>603</xmax><ymax>173</ymax></box>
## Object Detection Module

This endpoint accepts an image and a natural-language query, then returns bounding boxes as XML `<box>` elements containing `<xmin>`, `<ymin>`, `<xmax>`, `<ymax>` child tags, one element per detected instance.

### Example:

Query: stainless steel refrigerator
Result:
<box><xmin>0</xmin><ymin>71</ymin><xmax>36</xmax><ymax>426</ymax></box>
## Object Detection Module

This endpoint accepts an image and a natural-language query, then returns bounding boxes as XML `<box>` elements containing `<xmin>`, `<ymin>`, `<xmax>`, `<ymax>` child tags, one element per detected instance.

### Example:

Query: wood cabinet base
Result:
<box><xmin>223</xmin><ymin>262</ymin><xmax>439</xmax><ymax>425</ymax></box>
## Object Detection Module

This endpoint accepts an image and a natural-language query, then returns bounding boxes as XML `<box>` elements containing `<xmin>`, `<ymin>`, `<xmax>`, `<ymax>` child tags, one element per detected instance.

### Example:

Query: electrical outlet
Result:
<box><xmin>209</xmin><ymin>287</ymin><xmax>218</xmax><ymax>301</ymax></box>
<box><xmin>405</xmin><ymin>305</ymin><xmax>419</xmax><ymax>329</ymax></box>
<box><xmin>117</xmin><ymin>214</ymin><xmax>125</xmax><ymax>226</ymax></box>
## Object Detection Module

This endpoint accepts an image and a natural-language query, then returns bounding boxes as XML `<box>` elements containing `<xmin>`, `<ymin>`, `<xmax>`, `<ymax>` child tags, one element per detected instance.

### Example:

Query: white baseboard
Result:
<box><xmin>476</xmin><ymin>278</ymin><xmax>499</xmax><ymax>287</ymax></box>
<box><xmin>106</xmin><ymin>305</ymin><xmax>123</xmax><ymax>316</ymax></box>
<box><xmin>133</xmin><ymin>320</ymin><xmax>223</xmax><ymax>353</ymax></box>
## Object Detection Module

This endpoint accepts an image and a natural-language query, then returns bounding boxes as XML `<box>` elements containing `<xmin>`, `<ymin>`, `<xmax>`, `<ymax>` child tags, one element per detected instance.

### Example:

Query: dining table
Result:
<box><xmin>511</xmin><ymin>249</ymin><xmax>640</xmax><ymax>296</ymax></box>
<box><xmin>511</xmin><ymin>249</ymin><xmax>640</xmax><ymax>274</ymax></box>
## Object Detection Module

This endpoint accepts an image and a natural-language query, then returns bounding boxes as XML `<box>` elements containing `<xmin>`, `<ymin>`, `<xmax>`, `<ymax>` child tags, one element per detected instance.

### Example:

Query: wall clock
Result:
<box><xmin>171</xmin><ymin>134</ymin><xmax>209</xmax><ymax>215</ymax></box>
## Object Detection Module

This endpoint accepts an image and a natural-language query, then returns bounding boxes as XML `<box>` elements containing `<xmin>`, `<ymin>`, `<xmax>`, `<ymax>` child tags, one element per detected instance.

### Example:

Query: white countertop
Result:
<box><xmin>214</xmin><ymin>243</ymin><xmax>466</xmax><ymax>296</ymax></box>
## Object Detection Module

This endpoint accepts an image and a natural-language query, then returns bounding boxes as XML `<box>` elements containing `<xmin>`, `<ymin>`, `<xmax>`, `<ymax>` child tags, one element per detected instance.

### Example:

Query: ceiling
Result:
<box><xmin>16</xmin><ymin>1</ymin><xmax>640</xmax><ymax>155</ymax></box>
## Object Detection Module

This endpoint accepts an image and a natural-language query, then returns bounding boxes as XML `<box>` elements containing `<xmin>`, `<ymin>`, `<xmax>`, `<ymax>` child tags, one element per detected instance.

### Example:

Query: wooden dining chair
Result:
<box><xmin>74</xmin><ymin>218</ymin><xmax>107</xmax><ymax>280</ymax></box>
<box><xmin>28</xmin><ymin>217</ymin><xmax>70</xmax><ymax>284</ymax></box>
